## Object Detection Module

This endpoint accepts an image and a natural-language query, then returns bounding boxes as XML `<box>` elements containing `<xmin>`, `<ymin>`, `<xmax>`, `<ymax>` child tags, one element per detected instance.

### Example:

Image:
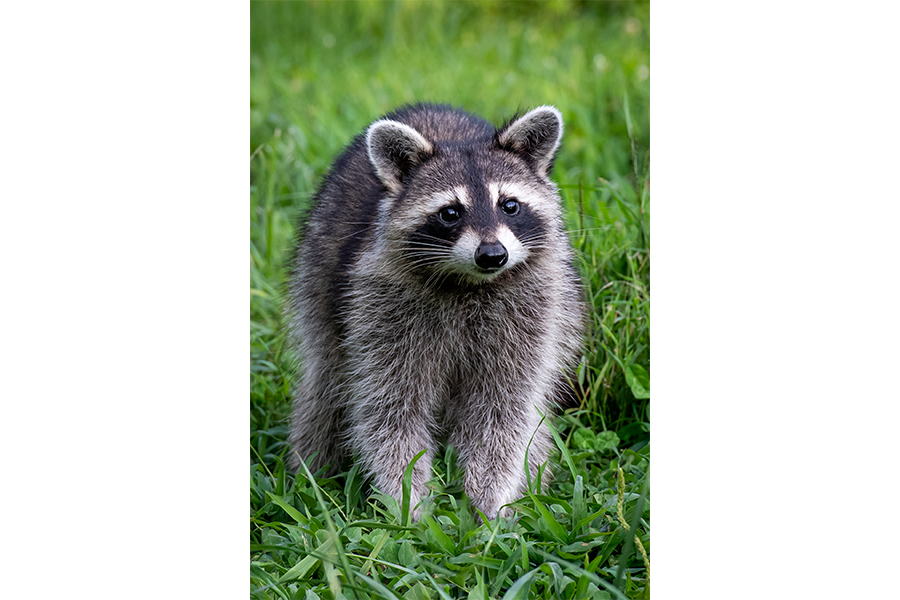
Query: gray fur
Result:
<box><xmin>286</xmin><ymin>103</ymin><xmax>585</xmax><ymax>520</ymax></box>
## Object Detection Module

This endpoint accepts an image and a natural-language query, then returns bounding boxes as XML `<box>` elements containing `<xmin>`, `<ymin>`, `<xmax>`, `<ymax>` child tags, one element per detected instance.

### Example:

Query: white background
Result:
<box><xmin>2</xmin><ymin>3</ymin><xmax>898</xmax><ymax>598</ymax></box>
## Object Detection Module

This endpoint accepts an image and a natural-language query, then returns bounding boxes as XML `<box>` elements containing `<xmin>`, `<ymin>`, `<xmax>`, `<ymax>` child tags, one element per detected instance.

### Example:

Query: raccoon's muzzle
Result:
<box><xmin>474</xmin><ymin>240</ymin><xmax>508</xmax><ymax>270</ymax></box>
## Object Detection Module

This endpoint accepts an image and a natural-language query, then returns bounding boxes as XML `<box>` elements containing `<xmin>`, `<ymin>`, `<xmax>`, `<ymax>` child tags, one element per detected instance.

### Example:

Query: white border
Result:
<box><xmin>3</xmin><ymin>3</ymin><xmax>247</xmax><ymax>598</ymax></box>
<box><xmin>654</xmin><ymin>3</ymin><xmax>900</xmax><ymax>598</ymax></box>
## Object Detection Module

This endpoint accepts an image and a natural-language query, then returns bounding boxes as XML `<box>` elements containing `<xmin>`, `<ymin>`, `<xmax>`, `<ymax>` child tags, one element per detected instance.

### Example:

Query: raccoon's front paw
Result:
<box><xmin>472</xmin><ymin>500</ymin><xmax>513</xmax><ymax>523</ymax></box>
<box><xmin>467</xmin><ymin>477</ymin><xmax>520</xmax><ymax>522</ymax></box>
<box><xmin>388</xmin><ymin>488</ymin><xmax>429</xmax><ymax>523</ymax></box>
<box><xmin>406</xmin><ymin>494</ymin><xmax>437</xmax><ymax>523</ymax></box>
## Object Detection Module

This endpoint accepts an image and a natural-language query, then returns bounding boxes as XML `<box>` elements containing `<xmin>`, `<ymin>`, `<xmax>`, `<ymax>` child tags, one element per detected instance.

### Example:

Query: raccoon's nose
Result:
<box><xmin>474</xmin><ymin>241</ymin><xmax>508</xmax><ymax>270</ymax></box>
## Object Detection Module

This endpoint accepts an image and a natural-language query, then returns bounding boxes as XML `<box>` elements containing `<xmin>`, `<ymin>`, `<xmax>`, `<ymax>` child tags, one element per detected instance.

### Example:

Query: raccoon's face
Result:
<box><xmin>366</xmin><ymin>106</ymin><xmax>565</xmax><ymax>285</ymax></box>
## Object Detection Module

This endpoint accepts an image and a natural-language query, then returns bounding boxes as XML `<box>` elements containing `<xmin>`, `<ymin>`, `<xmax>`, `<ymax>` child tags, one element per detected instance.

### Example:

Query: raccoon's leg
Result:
<box><xmin>349</xmin><ymin>390</ymin><xmax>436</xmax><ymax>520</ymax></box>
<box><xmin>287</xmin><ymin>350</ymin><xmax>348</xmax><ymax>475</ymax></box>
<box><xmin>449</xmin><ymin>381</ymin><xmax>555</xmax><ymax>520</ymax></box>
<box><xmin>344</xmin><ymin>331</ymin><xmax>443</xmax><ymax>520</ymax></box>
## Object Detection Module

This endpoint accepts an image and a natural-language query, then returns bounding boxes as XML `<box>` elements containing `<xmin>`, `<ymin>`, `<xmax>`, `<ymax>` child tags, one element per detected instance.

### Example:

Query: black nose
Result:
<box><xmin>474</xmin><ymin>241</ymin><xmax>508</xmax><ymax>270</ymax></box>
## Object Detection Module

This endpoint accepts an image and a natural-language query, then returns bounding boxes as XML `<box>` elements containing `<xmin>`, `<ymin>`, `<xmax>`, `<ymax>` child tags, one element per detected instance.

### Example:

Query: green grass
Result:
<box><xmin>251</xmin><ymin>2</ymin><xmax>649</xmax><ymax>598</ymax></box>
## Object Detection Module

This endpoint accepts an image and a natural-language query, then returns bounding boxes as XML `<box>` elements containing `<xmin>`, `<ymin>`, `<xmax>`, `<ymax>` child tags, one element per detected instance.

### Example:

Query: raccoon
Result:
<box><xmin>286</xmin><ymin>103</ymin><xmax>585</xmax><ymax>520</ymax></box>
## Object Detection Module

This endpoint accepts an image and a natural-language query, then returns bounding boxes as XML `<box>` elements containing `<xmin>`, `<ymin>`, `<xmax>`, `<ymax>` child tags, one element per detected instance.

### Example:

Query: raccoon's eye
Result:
<box><xmin>438</xmin><ymin>206</ymin><xmax>461</xmax><ymax>223</ymax></box>
<box><xmin>501</xmin><ymin>198</ymin><xmax>520</xmax><ymax>215</ymax></box>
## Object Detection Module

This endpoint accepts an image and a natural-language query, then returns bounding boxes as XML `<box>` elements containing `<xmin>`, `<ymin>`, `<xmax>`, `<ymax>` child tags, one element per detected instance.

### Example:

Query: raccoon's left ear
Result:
<box><xmin>496</xmin><ymin>105</ymin><xmax>564</xmax><ymax>178</ymax></box>
<box><xmin>366</xmin><ymin>119</ymin><xmax>434</xmax><ymax>193</ymax></box>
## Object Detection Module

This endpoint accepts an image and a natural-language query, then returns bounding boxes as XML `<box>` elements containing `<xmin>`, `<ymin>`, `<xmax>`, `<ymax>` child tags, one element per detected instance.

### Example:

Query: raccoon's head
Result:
<box><xmin>365</xmin><ymin>106</ymin><xmax>566</xmax><ymax>285</ymax></box>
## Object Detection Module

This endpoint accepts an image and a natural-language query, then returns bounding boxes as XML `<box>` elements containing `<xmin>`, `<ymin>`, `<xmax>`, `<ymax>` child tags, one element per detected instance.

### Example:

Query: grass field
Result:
<box><xmin>251</xmin><ymin>2</ymin><xmax>650</xmax><ymax>598</ymax></box>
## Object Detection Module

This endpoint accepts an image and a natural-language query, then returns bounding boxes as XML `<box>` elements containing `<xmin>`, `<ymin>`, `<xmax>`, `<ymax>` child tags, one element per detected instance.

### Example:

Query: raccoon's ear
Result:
<box><xmin>366</xmin><ymin>119</ymin><xmax>434</xmax><ymax>193</ymax></box>
<box><xmin>496</xmin><ymin>105</ymin><xmax>564</xmax><ymax>177</ymax></box>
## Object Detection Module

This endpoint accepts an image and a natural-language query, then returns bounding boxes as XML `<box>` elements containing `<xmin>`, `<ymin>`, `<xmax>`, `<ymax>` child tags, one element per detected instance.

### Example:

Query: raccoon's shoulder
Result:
<box><xmin>299</xmin><ymin>126</ymin><xmax>380</xmax><ymax>227</ymax></box>
<box><xmin>291</xmin><ymin>124</ymin><xmax>382</xmax><ymax>295</ymax></box>
<box><xmin>381</xmin><ymin>103</ymin><xmax>494</xmax><ymax>143</ymax></box>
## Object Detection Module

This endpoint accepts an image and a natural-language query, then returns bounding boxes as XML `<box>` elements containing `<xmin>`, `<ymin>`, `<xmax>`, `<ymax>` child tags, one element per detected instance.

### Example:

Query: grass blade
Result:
<box><xmin>499</xmin><ymin>567</ymin><xmax>538</xmax><ymax>600</ymax></box>
<box><xmin>279</xmin><ymin>537</ymin><xmax>332</xmax><ymax>582</ymax></box>
<box><xmin>540</xmin><ymin>406</ymin><xmax>578</xmax><ymax>482</ymax></box>
<box><xmin>266</xmin><ymin>492</ymin><xmax>309</xmax><ymax>526</ymax></box>
<box><xmin>423</xmin><ymin>515</ymin><xmax>456</xmax><ymax>555</ymax></box>
<box><xmin>401</xmin><ymin>448</ymin><xmax>428</xmax><ymax>526</ymax></box>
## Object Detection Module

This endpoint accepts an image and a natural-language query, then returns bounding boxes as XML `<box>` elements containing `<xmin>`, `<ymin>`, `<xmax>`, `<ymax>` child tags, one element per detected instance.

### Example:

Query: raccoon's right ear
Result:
<box><xmin>495</xmin><ymin>106</ymin><xmax>564</xmax><ymax>178</ymax></box>
<box><xmin>366</xmin><ymin>120</ymin><xmax>434</xmax><ymax>193</ymax></box>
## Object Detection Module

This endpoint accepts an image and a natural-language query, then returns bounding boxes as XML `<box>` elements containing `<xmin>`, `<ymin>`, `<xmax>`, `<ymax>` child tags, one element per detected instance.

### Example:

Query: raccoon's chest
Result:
<box><xmin>447</xmin><ymin>282</ymin><xmax>550</xmax><ymax>342</ymax></box>
<box><xmin>438</xmin><ymin>284</ymin><xmax>552</xmax><ymax>380</ymax></box>
<box><xmin>433</xmin><ymin>288</ymin><xmax>553</xmax><ymax>431</ymax></box>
